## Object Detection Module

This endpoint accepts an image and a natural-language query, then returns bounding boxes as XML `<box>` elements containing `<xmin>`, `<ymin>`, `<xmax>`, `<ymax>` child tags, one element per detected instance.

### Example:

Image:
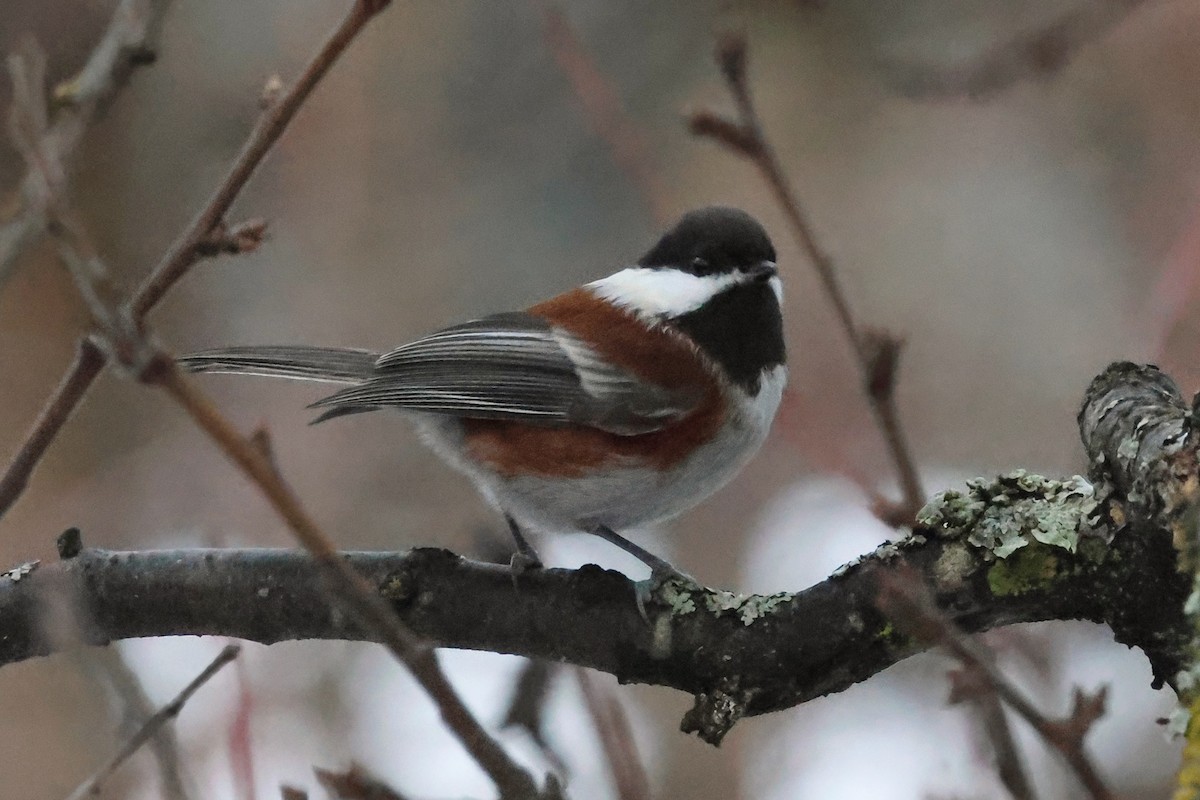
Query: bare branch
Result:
<box><xmin>0</xmin><ymin>0</ymin><xmax>381</xmax><ymax>521</ymax></box>
<box><xmin>0</xmin><ymin>363</ymin><xmax>1189</xmax><ymax>752</ymax></box>
<box><xmin>540</xmin><ymin>6</ymin><xmax>672</xmax><ymax>227</ymax></box>
<box><xmin>129</xmin><ymin>0</ymin><xmax>389</xmax><ymax>322</ymax></box>
<box><xmin>502</xmin><ymin>660</ymin><xmax>566</xmax><ymax>774</ymax></box>
<box><xmin>882</xmin><ymin>1</ymin><xmax>1153</xmax><ymax>101</ymax></box>
<box><xmin>315</xmin><ymin>763</ymin><xmax>410</xmax><ymax>800</ymax></box>
<box><xmin>81</xmin><ymin>647</ymin><xmax>193</xmax><ymax>800</ymax></box>
<box><xmin>0</xmin><ymin>337</ymin><xmax>104</xmax><ymax>515</ymax></box>
<box><xmin>947</xmin><ymin>665</ymin><xmax>1037</xmax><ymax>800</ymax></box>
<box><xmin>576</xmin><ymin>669</ymin><xmax>651</xmax><ymax>800</ymax></box>
<box><xmin>65</xmin><ymin>644</ymin><xmax>240</xmax><ymax>800</ymax></box>
<box><xmin>877</xmin><ymin>569</ymin><xmax>1113</xmax><ymax>800</ymax></box>
<box><xmin>0</xmin><ymin>0</ymin><xmax>172</xmax><ymax>284</ymax></box>
<box><xmin>150</xmin><ymin>364</ymin><xmax>549</xmax><ymax>799</ymax></box>
<box><xmin>690</xmin><ymin>33</ymin><xmax>926</xmax><ymax>523</ymax></box>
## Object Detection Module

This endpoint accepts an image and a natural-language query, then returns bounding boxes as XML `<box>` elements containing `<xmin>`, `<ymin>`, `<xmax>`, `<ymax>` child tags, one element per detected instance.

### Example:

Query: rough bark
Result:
<box><xmin>0</xmin><ymin>362</ymin><xmax>1193</xmax><ymax>743</ymax></box>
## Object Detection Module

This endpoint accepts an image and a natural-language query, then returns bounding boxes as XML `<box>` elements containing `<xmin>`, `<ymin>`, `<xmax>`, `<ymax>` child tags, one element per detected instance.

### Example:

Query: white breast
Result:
<box><xmin>413</xmin><ymin>364</ymin><xmax>787</xmax><ymax>535</ymax></box>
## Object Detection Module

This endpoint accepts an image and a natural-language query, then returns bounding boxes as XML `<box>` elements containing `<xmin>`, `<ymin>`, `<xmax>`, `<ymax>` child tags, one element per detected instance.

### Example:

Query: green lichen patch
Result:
<box><xmin>987</xmin><ymin>544</ymin><xmax>1060</xmax><ymax>596</ymax></box>
<box><xmin>875</xmin><ymin>620</ymin><xmax>911</xmax><ymax>649</ymax></box>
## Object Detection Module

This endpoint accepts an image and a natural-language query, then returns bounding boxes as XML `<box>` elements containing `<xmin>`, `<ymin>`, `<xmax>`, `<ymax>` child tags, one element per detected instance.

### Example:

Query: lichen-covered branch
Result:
<box><xmin>0</xmin><ymin>362</ymin><xmax>1192</xmax><ymax>747</ymax></box>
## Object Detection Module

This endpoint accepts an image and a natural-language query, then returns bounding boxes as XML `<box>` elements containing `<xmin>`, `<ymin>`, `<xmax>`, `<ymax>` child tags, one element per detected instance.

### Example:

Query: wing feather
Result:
<box><xmin>310</xmin><ymin>312</ymin><xmax>698</xmax><ymax>433</ymax></box>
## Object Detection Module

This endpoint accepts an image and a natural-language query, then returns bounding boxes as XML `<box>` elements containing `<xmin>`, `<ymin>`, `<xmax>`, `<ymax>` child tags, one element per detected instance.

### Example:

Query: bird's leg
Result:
<box><xmin>593</xmin><ymin>521</ymin><xmax>700</xmax><ymax>579</ymax></box>
<box><xmin>505</xmin><ymin>514</ymin><xmax>543</xmax><ymax>575</ymax></box>
<box><xmin>590</xmin><ymin>525</ymin><xmax>701</xmax><ymax>620</ymax></box>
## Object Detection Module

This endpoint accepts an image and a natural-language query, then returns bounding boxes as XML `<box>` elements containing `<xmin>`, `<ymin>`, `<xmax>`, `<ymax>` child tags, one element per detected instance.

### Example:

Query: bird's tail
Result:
<box><xmin>176</xmin><ymin>345</ymin><xmax>379</xmax><ymax>384</ymax></box>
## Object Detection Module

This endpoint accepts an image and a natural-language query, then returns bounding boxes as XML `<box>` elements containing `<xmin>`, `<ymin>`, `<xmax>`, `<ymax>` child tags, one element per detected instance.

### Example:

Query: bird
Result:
<box><xmin>178</xmin><ymin>206</ymin><xmax>786</xmax><ymax>583</ymax></box>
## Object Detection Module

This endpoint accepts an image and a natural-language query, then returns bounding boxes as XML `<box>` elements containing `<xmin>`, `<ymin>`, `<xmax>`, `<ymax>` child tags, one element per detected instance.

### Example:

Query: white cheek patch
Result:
<box><xmin>586</xmin><ymin>267</ymin><xmax>742</xmax><ymax>319</ymax></box>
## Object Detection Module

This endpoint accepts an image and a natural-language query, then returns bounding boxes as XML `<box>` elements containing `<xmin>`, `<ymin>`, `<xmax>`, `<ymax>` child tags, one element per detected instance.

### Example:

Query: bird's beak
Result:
<box><xmin>746</xmin><ymin>261</ymin><xmax>777</xmax><ymax>281</ymax></box>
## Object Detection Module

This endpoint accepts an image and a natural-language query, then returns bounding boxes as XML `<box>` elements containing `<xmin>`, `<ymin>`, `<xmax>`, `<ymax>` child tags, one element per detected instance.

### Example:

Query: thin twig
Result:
<box><xmin>47</xmin><ymin>208</ymin><xmax>548</xmax><ymax>798</ymax></box>
<box><xmin>0</xmin><ymin>337</ymin><xmax>104</xmax><ymax>514</ymax></box>
<box><xmin>12</xmin><ymin>1</ymin><xmax>549</xmax><ymax>793</ymax></box>
<box><xmin>881</xmin><ymin>0</ymin><xmax>1151</xmax><ymax>101</ymax></box>
<box><xmin>502</xmin><ymin>660</ymin><xmax>567</xmax><ymax>775</ymax></box>
<box><xmin>689</xmin><ymin>34</ymin><xmax>925</xmax><ymax>524</ymax></box>
<box><xmin>315</xmin><ymin>763</ymin><xmax>410</xmax><ymax>800</ymax></box>
<box><xmin>80</xmin><ymin>647</ymin><xmax>193</xmax><ymax>800</ymax></box>
<box><xmin>48</xmin><ymin>191</ymin><xmax>548</xmax><ymax>797</ymax></box>
<box><xmin>0</xmin><ymin>0</ymin><xmax>172</xmax><ymax>284</ymax></box>
<box><xmin>0</xmin><ymin>0</ymin><xmax>382</xmax><ymax>520</ymax></box>
<box><xmin>228</xmin><ymin>655</ymin><xmax>258</xmax><ymax>800</ymax></box>
<box><xmin>876</xmin><ymin>568</ymin><xmax>1113</xmax><ymax>800</ymax></box>
<box><xmin>539</xmin><ymin>5</ymin><xmax>672</xmax><ymax>227</ymax></box>
<box><xmin>128</xmin><ymin>0</ymin><xmax>388</xmax><ymax>322</ymax></box>
<box><xmin>151</xmin><ymin>362</ymin><xmax>548</xmax><ymax>800</ymax></box>
<box><xmin>65</xmin><ymin>644</ymin><xmax>240</xmax><ymax>800</ymax></box>
<box><xmin>575</xmin><ymin>669</ymin><xmax>651</xmax><ymax>800</ymax></box>
<box><xmin>948</xmin><ymin>664</ymin><xmax>1037</xmax><ymax>800</ymax></box>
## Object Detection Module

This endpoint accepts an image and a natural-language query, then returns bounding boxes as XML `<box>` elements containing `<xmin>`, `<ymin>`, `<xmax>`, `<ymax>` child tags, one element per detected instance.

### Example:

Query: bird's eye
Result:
<box><xmin>691</xmin><ymin>256</ymin><xmax>709</xmax><ymax>271</ymax></box>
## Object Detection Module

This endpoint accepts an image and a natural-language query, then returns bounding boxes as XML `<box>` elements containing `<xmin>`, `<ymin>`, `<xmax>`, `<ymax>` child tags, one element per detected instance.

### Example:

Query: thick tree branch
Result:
<box><xmin>0</xmin><ymin>407</ymin><xmax>1195</xmax><ymax>753</ymax></box>
<box><xmin>1</xmin><ymin>364</ymin><xmax>1189</xmax><ymax>746</ymax></box>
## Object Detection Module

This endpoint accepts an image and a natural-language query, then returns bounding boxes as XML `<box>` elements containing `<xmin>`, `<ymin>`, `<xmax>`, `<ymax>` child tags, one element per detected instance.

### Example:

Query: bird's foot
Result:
<box><xmin>505</xmin><ymin>515</ymin><xmax>543</xmax><ymax>587</ymax></box>
<box><xmin>634</xmin><ymin>564</ymin><xmax>704</xmax><ymax>623</ymax></box>
<box><xmin>509</xmin><ymin>550</ymin><xmax>543</xmax><ymax>579</ymax></box>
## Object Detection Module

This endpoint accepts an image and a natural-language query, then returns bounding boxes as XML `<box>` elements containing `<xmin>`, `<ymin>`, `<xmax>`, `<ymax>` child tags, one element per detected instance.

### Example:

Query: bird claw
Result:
<box><xmin>509</xmin><ymin>551</ymin><xmax>543</xmax><ymax>588</ymax></box>
<box><xmin>634</xmin><ymin>565</ymin><xmax>702</xmax><ymax>623</ymax></box>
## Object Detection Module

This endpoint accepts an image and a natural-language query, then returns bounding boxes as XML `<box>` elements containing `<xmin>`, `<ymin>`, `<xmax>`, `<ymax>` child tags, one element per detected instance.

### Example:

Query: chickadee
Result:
<box><xmin>179</xmin><ymin>206</ymin><xmax>786</xmax><ymax>580</ymax></box>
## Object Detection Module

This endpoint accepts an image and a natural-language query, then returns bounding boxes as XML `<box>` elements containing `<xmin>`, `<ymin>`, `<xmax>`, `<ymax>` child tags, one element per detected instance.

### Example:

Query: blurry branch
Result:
<box><xmin>6</xmin><ymin>2</ymin><xmax>558</xmax><ymax>798</ymax></box>
<box><xmin>0</xmin><ymin>0</ymin><xmax>172</xmax><ymax>285</ymax></box>
<box><xmin>0</xmin><ymin>364</ymin><xmax>1189</xmax><ymax>748</ymax></box>
<box><xmin>0</xmin><ymin>362</ymin><xmax>1194</xmax><ymax>746</ymax></box>
<box><xmin>1143</xmin><ymin>194</ymin><xmax>1200</xmax><ymax>362</ymax></box>
<box><xmin>949</xmin><ymin>664</ymin><xmax>1037</xmax><ymax>800</ymax></box>
<box><xmin>79</xmin><ymin>647</ymin><xmax>193</xmax><ymax>800</ymax></box>
<box><xmin>152</xmin><ymin>354</ymin><xmax>553</xmax><ymax>800</ymax></box>
<box><xmin>228</xmin><ymin>656</ymin><xmax>258</xmax><ymax>800</ymax></box>
<box><xmin>881</xmin><ymin>0</ymin><xmax>1152</xmax><ymax>101</ymax></box>
<box><xmin>690</xmin><ymin>34</ymin><xmax>925</xmax><ymax>525</ymax></box>
<box><xmin>502</xmin><ymin>660</ymin><xmax>566</xmax><ymax>775</ymax></box>
<box><xmin>540</xmin><ymin>5</ymin><xmax>672</xmax><ymax>227</ymax></box>
<box><xmin>0</xmin><ymin>0</ymin><xmax>395</xmax><ymax>520</ymax></box>
<box><xmin>315</xmin><ymin>763</ymin><xmax>410</xmax><ymax>800</ymax></box>
<box><xmin>576</xmin><ymin>669</ymin><xmax>651</xmax><ymax>800</ymax></box>
<box><xmin>878</xmin><ymin>568</ymin><xmax>1111</xmax><ymax>800</ymax></box>
<box><xmin>0</xmin><ymin>337</ymin><xmax>106</xmax><ymax>518</ymax></box>
<box><xmin>65</xmin><ymin>644</ymin><xmax>240</xmax><ymax>800</ymax></box>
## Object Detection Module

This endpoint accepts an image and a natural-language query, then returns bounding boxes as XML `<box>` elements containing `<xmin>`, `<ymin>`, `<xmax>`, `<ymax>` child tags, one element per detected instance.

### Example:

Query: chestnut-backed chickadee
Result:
<box><xmin>180</xmin><ymin>206</ymin><xmax>786</xmax><ymax>580</ymax></box>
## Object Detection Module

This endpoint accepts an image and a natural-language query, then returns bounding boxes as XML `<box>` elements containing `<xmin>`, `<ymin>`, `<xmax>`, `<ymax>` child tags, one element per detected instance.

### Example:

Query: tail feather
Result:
<box><xmin>177</xmin><ymin>346</ymin><xmax>379</xmax><ymax>384</ymax></box>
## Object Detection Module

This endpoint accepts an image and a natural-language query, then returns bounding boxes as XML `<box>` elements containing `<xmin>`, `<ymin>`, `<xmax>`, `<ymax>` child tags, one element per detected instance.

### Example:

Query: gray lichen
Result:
<box><xmin>918</xmin><ymin>471</ymin><xmax>1098</xmax><ymax>561</ymax></box>
<box><xmin>654</xmin><ymin>580</ymin><xmax>793</xmax><ymax>626</ymax></box>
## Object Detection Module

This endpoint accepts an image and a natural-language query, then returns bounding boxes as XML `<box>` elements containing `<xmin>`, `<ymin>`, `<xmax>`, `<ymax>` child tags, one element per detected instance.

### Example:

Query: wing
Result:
<box><xmin>309</xmin><ymin>312</ymin><xmax>699</xmax><ymax>434</ymax></box>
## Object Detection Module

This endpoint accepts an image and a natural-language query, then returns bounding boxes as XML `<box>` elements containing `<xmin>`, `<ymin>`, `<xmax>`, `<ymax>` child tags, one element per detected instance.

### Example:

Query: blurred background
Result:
<box><xmin>0</xmin><ymin>0</ymin><xmax>1198</xmax><ymax>797</ymax></box>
